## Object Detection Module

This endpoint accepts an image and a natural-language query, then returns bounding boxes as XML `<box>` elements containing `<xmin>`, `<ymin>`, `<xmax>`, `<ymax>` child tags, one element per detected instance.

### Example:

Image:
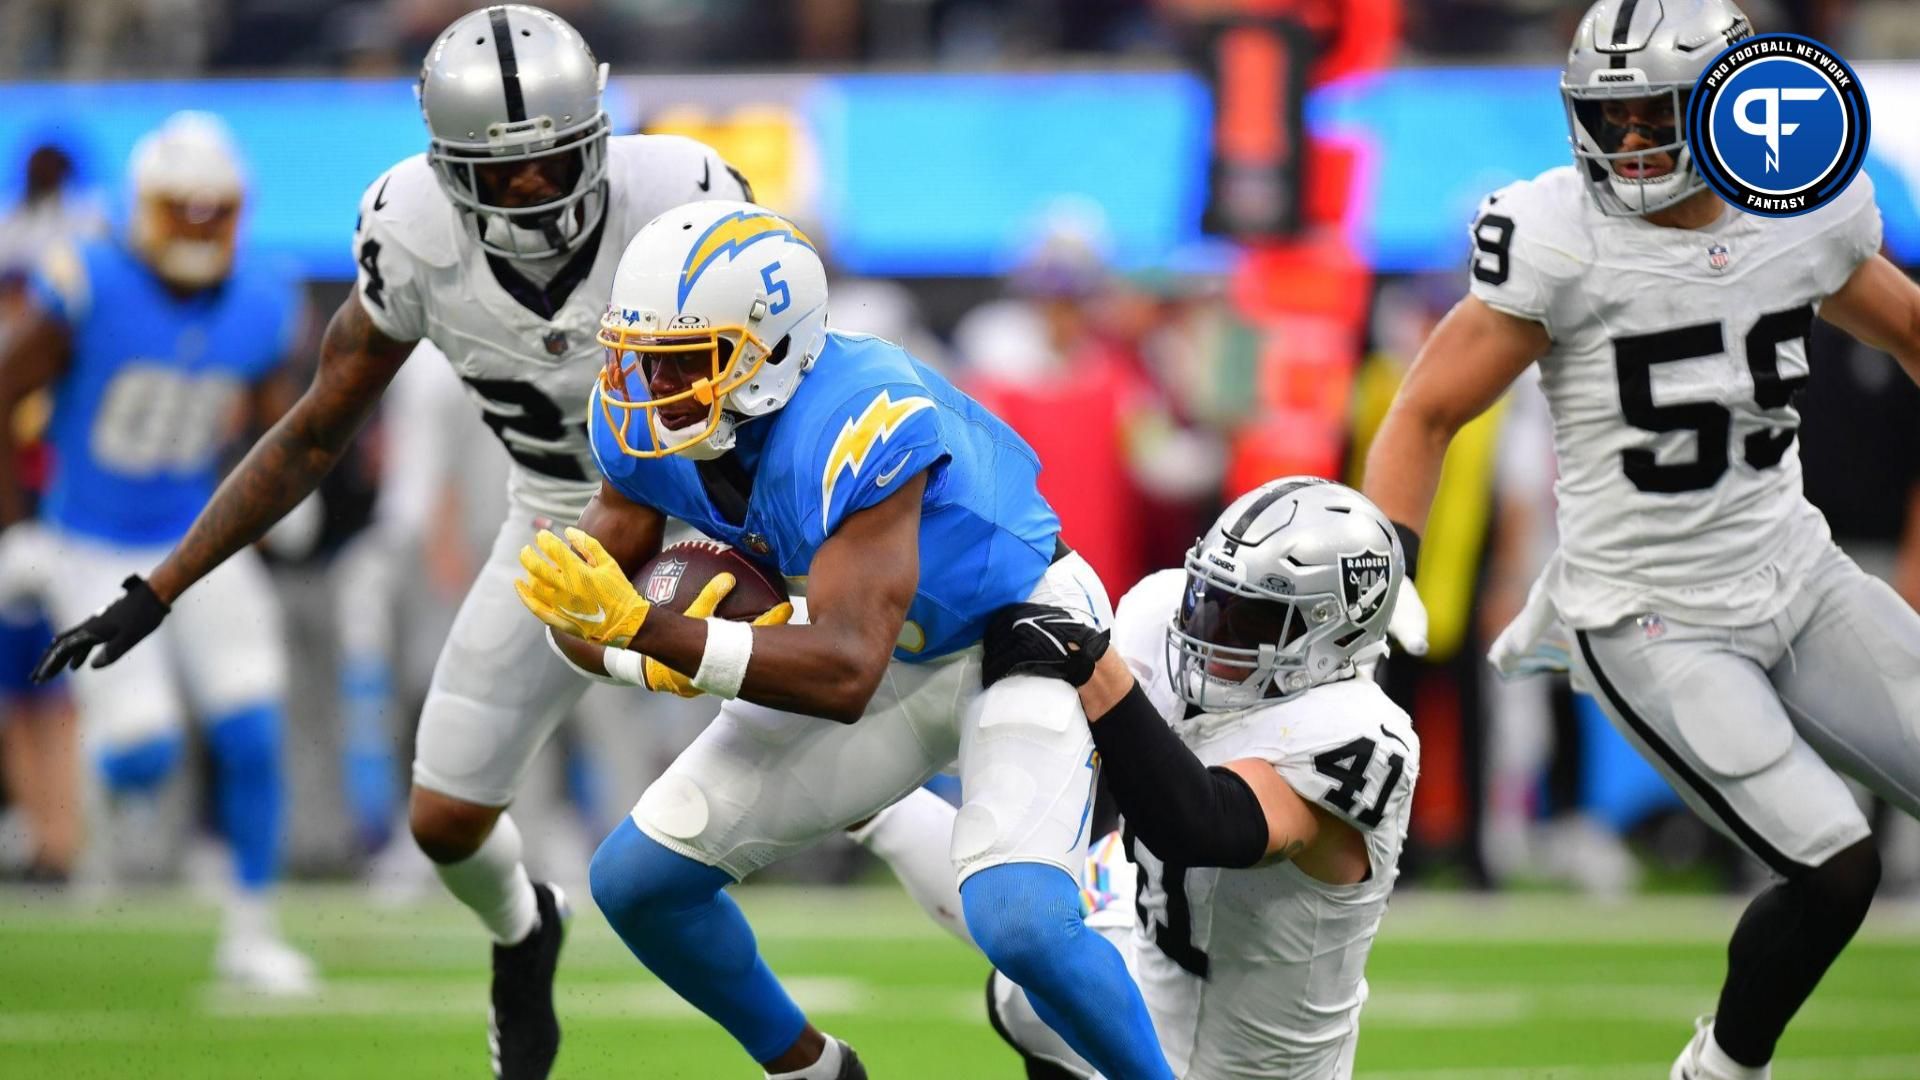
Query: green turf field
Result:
<box><xmin>3</xmin><ymin>885</ymin><xmax>1918</xmax><ymax>1079</ymax></box>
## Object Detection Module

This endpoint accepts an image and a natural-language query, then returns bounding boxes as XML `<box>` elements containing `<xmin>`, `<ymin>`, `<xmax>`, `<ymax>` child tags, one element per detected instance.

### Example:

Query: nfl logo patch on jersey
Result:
<box><xmin>1339</xmin><ymin>550</ymin><xmax>1392</xmax><ymax>623</ymax></box>
<box><xmin>1706</xmin><ymin>243</ymin><xmax>1731</xmax><ymax>272</ymax></box>
<box><xmin>543</xmin><ymin>330</ymin><xmax>569</xmax><ymax>356</ymax></box>
<box><xmin>646</xmin><ymin>557</ymin><xmax>687</xmax><ymax>605</ymax></box>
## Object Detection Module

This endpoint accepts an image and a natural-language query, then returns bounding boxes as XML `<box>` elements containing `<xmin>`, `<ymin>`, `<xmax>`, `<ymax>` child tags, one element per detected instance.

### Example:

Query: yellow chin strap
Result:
<box><xmin>596</xmin><ymin>320</ymin><xmax>771</xmax><ymax>458</ymax></box>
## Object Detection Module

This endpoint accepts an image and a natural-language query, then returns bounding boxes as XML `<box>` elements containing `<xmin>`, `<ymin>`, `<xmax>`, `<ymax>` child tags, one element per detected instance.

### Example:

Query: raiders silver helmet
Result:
<box><xmin>1562</xmin><ymin>0</ymin><xmax>1753</xmax><ymax>216</ymax></box>
<box><xmin>417</xmin><ymin>5</ymin><xmax>610</xmax><ymax>258</ymax></box>
<box><xmin>1169</xmin><ymin>478</ymin><xmax>1404</xmax><ymax>713</ymax></box>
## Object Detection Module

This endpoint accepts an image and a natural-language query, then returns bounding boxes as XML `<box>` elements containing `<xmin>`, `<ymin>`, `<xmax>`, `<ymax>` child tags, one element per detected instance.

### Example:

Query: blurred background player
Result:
<box><xmin>0</xmin><ymin>111</ymin><xmax>313</xmax><ymax>992</ymax></box>
<box><xmin>1365</xmin><ymin>2</ymin><xmax>1920</xmax><ymax>1077</ymax></box>
<box><xmin>32</xmin><ymin>8</ymin><xmax>749</xmax><ymax>1075</ymax></box>
<box><xmin>862</xmin><ymin>478</ymin><xmax>1418</xmax><ymax>1079</ymax></box>
<box><xmin>0</xmin><ymin>140</ymin><xmax>97</xmax><ymax>885</ymax></box>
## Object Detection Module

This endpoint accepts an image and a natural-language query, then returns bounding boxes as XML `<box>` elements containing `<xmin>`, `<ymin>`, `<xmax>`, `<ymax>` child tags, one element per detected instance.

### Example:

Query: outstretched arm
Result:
<box><xmin>36</xmin><ymin>292</ymin><xmax>413</xmax><ymax>680</ymax></box>
<box><xmin>1361</xmin><ymin>295</ymin><xmax>1548</xmax><ymax>537</ymax></box>
<box><xmin>982</xmin><ymin>603</ymin><xmax>1324</xmax><ymax>868</ymax></box>
<box><xmin>1821</xmin><ymin>253</ymin><xmax>1920</xmax><ymax>388</ymax></box>
<box><xmin>149</xmin><ymin>292</ymin><xmax>414</xmax><ymax>602</ymax></box>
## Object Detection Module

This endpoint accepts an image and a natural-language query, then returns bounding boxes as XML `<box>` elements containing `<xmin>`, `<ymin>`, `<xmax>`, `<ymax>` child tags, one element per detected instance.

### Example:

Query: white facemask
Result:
<box><xmin>153</xmin><ymin>239</ymin><xmax>232</xmax><ymax>289</ymax></box>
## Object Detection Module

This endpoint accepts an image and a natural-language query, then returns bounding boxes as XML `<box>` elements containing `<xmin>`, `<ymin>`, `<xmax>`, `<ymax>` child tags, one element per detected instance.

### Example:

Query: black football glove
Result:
<box><xmin>982</xmin><ymin>602</ymin><xmax>1110</xmax><ymax>689</ymax></box>
<box><xmin>32</xmin><ymin>575</ymin><xmax>169</xmax><ymax>683</ymax></box>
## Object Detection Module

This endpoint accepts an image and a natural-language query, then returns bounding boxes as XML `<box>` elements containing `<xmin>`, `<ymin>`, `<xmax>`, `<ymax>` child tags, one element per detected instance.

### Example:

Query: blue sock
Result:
<box><xmin>339</xmin><ymin>656</ymin><xmax>398</xmax><ymax>850</ymax></box>
<box><xmin>206</xmin><ymin>703</ymin><xmax>285</xmax><ymax>891</ymax></box>
<box><xmin>962</xmin><ymin>862</ymin><xmax>1171</xmax><ymax>1080</ymax></box>
<box><xmin>98</xmin><ymin>733</ymin><xmax>184</xmax><ymax>796</ymax></box>
<box><xmin>589</xmin><ymin>818</ymin><xmax>807</xmax><ymax>1063</ymax></box>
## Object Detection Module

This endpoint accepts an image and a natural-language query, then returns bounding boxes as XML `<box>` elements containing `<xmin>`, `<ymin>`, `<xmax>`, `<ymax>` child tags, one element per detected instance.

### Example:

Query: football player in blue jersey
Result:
<box><xmin>0</xmin><ymin>113</ymin><xmax>314</xmax><ymax>993</ymax></box>
<box><xmin>513</xmin><ymin>201</ymin><xmax>1173</xmax><ymax>1080</ymax></box>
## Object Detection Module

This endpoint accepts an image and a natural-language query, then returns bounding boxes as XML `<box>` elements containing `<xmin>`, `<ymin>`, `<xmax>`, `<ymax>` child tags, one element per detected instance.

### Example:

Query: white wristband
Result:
<box><xmin>602</xmin><ymin>647</ymin><xmax>648</xmax><ymax>687</ymax></box>
<box><xmin>691</xmin><ymin>618</ymin><xmax>753</xmax><ymax>699</ymax></box>
<box><xmin>546</xmin><ymin>628</ymin><xmax>632</xmax><ymax>686</ymax></box>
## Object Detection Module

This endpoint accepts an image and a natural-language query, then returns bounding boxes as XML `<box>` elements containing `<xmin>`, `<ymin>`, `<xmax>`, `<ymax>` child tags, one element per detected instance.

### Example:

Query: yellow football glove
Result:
<box><xmin>641</xmin><ymin>574</ymin><xmax>797</xmax><ymax>698</ymax></box>
<box><xmin>515</xmin><ymin>527</ymin><xmax>650</xmax><ymax>648</ymax></box>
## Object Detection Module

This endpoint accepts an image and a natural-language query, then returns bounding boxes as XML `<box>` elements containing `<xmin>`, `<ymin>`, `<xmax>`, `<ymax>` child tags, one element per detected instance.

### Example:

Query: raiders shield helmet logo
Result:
<box><xmin>645</xmin><ymin>557</ymin><xmax>688</xmax><ymax>605</ymax></box>
<box><xmin>1338</xmin><ymin>550</ymin><xmax>1392</xmax><ymax>624</ymax></box>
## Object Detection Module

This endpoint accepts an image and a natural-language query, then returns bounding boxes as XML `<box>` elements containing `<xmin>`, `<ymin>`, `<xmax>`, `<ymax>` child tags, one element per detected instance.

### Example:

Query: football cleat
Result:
<box><xmin>489</xmin><ymin>882</ymin><xmax>570</xmax><ymax>1080</ymax></box>
<box><xmin>1671</xmin><ymin>1016</ymin><xmax>1769</xmax><ymax>1080</ymax></box>
<box><xmin>829</xmin><ymin>1038</ymin><xmax>867</xmax><ymax>1080</ymax></box>
<box><xmin>215</xmin><ymin>933</ymin><xmax>319</xmax><ymax>998</ymax></box>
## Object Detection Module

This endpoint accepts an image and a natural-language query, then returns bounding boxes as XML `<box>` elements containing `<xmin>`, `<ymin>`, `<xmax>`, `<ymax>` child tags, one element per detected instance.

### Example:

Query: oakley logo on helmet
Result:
<box><xmin>1686</xmin><ymin>33</ymin><xmax>1869</xmax><ymax>217</ymax></box>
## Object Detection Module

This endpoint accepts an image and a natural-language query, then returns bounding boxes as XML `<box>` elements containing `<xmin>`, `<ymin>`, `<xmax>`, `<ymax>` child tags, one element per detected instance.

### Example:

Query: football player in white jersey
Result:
<box><xmin>1363</xmin><ymin>2</ymin><xmax>1920</xmax><ymax>1078</ymax></box>
<box><xmin>861</xmin><ymin>478</ymin><xmax>1419</xmax><ymax>1079</ymax></box>
<box><xmin>31</xmin><ymin>6</ymin><xmax>746</xmax><ymax>1076</ymax></box>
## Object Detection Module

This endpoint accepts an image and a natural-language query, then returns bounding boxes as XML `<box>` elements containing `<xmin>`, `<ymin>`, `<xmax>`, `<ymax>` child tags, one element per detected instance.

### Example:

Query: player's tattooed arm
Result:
<box><xmin>1362</xmin><ymin>295</ymin><xmax>1548</xmax><ymax>534</ymax></box>
<box><xmin>0</xmin><ymin>312</ymin><xmax>69</xmax><ymax>527</ymax></box>
<box><xmin>148</xmin><ymin>292</ymin><xmax>413</xmax><ymax>603</ymax></box>
<box><xmin>1822</xmin><ymin>253</ymin><xmax>1920</xmax><ymax>389</ymax></box>
<box><xmin>627</xmin><ymin>473</ymin><xmax>925</xmax><ymax>724</ymax></box>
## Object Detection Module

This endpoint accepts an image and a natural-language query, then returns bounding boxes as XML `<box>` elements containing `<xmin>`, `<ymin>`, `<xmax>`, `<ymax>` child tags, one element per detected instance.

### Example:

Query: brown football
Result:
<box><xmin>634</xmin><ymin>540</ymin><xmax>789</xmax><ymax>621</ymax></box>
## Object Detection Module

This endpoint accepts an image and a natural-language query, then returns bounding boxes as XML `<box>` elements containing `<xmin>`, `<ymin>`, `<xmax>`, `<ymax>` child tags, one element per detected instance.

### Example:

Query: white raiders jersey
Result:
<box><xmin>1106</xmin><ymin>570</ymin><xmax>1420</xmax><ymax>1079</ymax></box>
<box><xmin>1468</xmin><ymin>167</ymin><xmax>1883</xmax><ymax>629</ymax></box>
<box><xmin>351</xmin><ymin>134</ymin><xmax>750</xmax><ymax>521</ymax></box>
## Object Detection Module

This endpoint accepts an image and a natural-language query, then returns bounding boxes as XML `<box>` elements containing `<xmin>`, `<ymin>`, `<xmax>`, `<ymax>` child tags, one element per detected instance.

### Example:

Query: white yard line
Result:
<box><xmin>196</xmin><ymin>975</ymin><xmax>981</xmax><ymax>1024</ymax></box>
<box><xmin>1365</xmin><ymin>984</ymin><xmax>1920</xmax><ymax>1029</ymax></box>
<box><xmin>1365</xmin><ymin>1054</ymin><xmax>1920</xmax><ymax>1080</ymax></box>
<box><xmin>9</xmin><ymin>886</ymin><xmax>1920</xmax><ymax>944</ymax></box>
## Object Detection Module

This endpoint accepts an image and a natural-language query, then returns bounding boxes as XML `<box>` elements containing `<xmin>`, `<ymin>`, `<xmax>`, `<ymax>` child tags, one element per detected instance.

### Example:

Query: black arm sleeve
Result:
<box><xmin>1088</xmin><ymin>682</ymin><xmax>1270</xmax><ymax>869</ymax></box>
<box><xmin>1390</xmin><ymin>520</ymin><xmax>1422</xmax><ymax>578</ymax></box>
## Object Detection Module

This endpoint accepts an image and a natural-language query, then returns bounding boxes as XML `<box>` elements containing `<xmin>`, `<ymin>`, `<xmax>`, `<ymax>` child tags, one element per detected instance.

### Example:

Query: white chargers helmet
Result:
<box><xmin>418</xmin><ymin>5</ymin><xmax>610</xmax><ymax>259</ymax></box>
<box><xmin>1562</xmin><ymin>0</ymin><xmax>1754</xmax><ymax>216</ymax></box>
<box><xmin>127</xmin><ymin>111</ymin><xmax>246</xmax><ymax>290</ymax></box>
<box><xmin>1170</xmin><ymin>477</ymin><xmax>1405</xmax><ymax>712</ymax></box>
<box><xmin>596</xmin><ymin>201</ymin><xmax>829</xmax><ymax>460</ymax></box>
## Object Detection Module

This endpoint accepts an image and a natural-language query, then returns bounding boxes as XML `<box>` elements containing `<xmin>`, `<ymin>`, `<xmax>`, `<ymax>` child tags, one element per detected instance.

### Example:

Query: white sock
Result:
<box><xmin>433</xmin><ymin>812</ymin><xmax>539</xmax><ymax>945</ymax></box>
<box><xmin>766</xmin><ymin>1035</ymin><xmax>843</xmax><ymax>1080</ymax></box>
<box><xmin>1702</xmin><ymin>1023</ymin><xmax>1770</xmax><ymax>1080</ymax></box>
<box><xmin>223</xmin><ymin>890</ymin><xmax>278</xmax><ymax>943</ymax></box>
<box><xmin>848</xmin><ymin>787</ymin><xmax>974</xmax><ymax>949</ymax></box>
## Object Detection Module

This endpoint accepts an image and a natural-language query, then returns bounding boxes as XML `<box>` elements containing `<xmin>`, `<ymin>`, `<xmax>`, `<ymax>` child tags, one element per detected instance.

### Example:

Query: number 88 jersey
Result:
<box><xmin>352</xmin><ymin>134</ymin><xmax>747</xmax><ymax>522</ymax></box>
<box><xmin>31</xmin><ymin>239</ymin><xmax>299</xmax><ymax>545</ymax></box>
<box><xmin>1468</xmin><ymin>166</ymin><xmax>1883</xmax><ymax>630</ymax></box>
<box><xmin>1109</xmin><ymin>570</ymin><xmax>1420</xmax><ymax>1079</ymax></box>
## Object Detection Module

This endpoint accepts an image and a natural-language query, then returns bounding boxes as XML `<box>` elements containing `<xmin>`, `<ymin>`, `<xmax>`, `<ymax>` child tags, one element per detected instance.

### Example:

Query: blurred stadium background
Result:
<box><xmin>1</xmin><ymin>0</ymin><xmax>1918</xmax><ymax>1076</ymax></box>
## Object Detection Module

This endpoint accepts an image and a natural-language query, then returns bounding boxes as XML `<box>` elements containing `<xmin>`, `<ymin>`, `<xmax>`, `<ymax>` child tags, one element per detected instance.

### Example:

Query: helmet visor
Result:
<box><xmin>1168</xmin><ymin>557</ymin><xmax>1328</xmax><ymax>712</ymax></box>
<box><xmin>1562</xmin><ymin>82</ymin><xmax>1699</xmax><ymax>216</ymax></box>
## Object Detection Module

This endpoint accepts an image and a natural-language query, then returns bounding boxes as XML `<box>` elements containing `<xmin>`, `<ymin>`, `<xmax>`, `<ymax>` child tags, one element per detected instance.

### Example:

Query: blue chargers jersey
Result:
<box><xmin>591</xmin><ymin>330</ymin><xmax>1061</xmax><ymax>661</ymax></box>
<box><xmin>31</xmin><ymin>240</ymin><xmax>299</xmax><ymax>545</ymax></box>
